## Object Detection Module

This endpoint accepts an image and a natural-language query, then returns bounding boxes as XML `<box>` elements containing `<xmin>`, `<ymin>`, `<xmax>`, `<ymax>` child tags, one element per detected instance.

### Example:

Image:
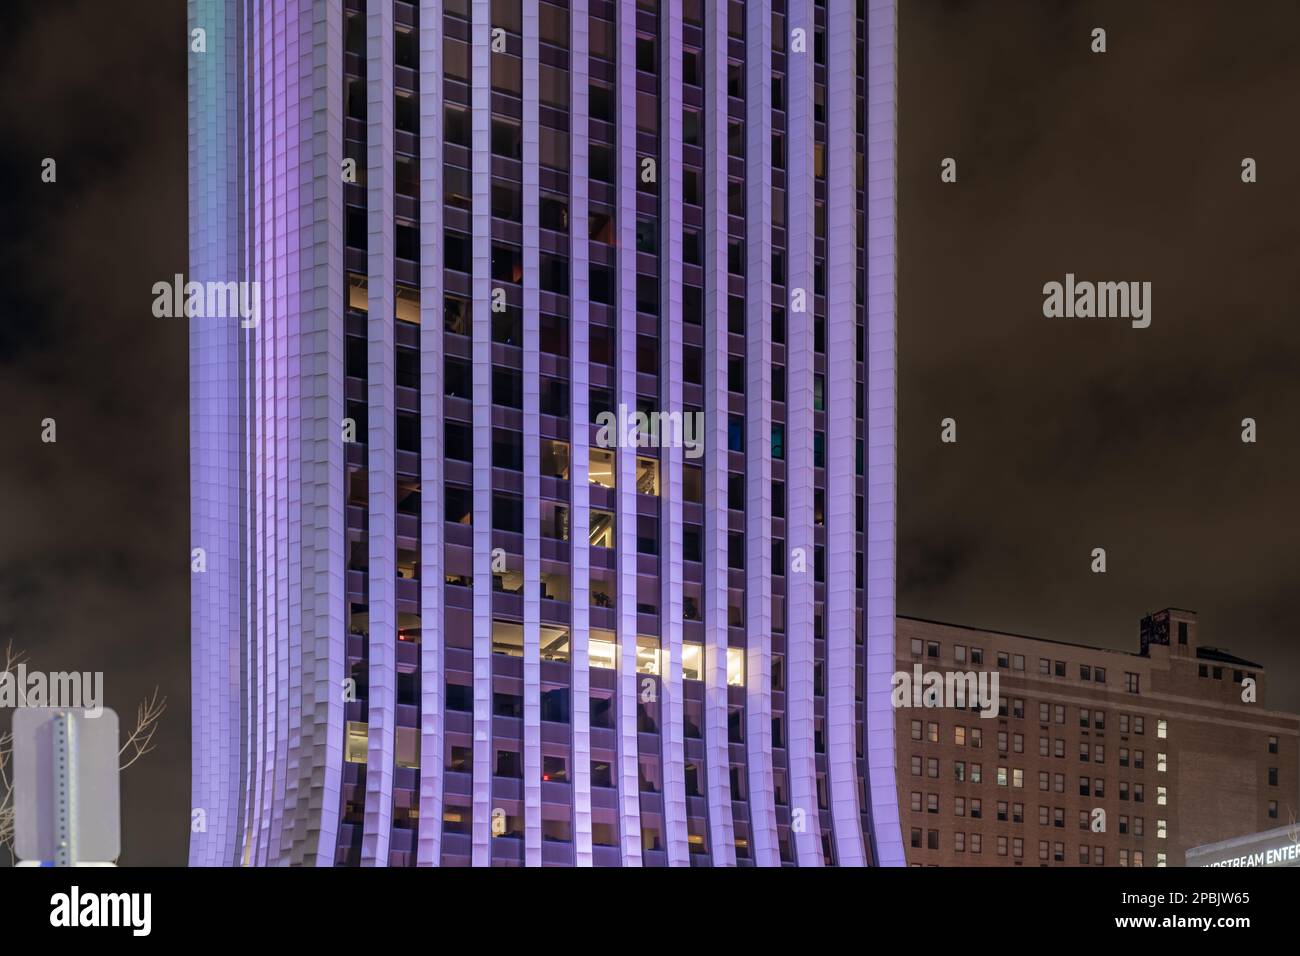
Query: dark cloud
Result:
<box><xmin>0</xmin><ymin>0</ymin><xmax>187</xmax><ymax>865</ymax></box>
<box><xmin>899</xmin><ymin>0</ymin><xmax>1300</xmax><ymax>709</ymax></box>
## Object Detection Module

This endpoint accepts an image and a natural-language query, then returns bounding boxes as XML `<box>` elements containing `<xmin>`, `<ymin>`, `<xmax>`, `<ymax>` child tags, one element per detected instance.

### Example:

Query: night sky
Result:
<box><xmin>1</xmin><ymin>0</ymin><xmax>1297</xmax><ymax>867</ymax></box>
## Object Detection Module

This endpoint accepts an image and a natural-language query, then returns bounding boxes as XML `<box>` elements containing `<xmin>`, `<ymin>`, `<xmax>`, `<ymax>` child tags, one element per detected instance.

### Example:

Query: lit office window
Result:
<box><xmin>726</xmin><ymin>647</ymin><xmax>745</xmax><ymax>687</ymax></box>
<box><xmin>682</xmin><ymin>643</ymin><xmax>703</xmax><ymax>681</ymax></box>
<box><xmin>1156</xmin><ymin>786</ymin><xmax>1167</xmax><ymax>806</ymax></box>
<box><xmin>1157</xmin><ymin>819</ymin><xmax>1167</xmax><ymax>840</ymax></box>
<box><xmin>492</xmin><ymin>620</ymin><xmax>524</xmax><ymax>657</ymax></box>
<box><xmin>590</xmin><ymin>630</ymin><xmax>617</xmax><ymax>670</ymax></box>
<box><xmin>345</xmin><ymin>720</ymin><xmax>368</xmax><ymax>764</ymax></box>
<box><xmin>538</xmin><ymin>625</ymin><xmax>571</xmax><ymax>663</ymax></box>
<box><xmin>1156</xmin><ymin>719</ymin><xmax>1167</xmax><ymax>739</ymax></box>
<box><xmin>589</xmin><ymin>448</ymin><xmax>616</xmax><ymax>488</ymax></box>
<box><xmin>635</xmin><ymin>636</ymin><xmax>661</xmax><ymax>676</ymax></box>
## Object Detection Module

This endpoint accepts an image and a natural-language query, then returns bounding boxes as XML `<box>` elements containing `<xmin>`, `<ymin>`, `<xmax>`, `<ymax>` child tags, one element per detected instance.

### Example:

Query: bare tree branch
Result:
<box><xmin>0</xmin><ymin>645</ymin><xmax>168</xmax><ymax>862</ymax></box>
<box><xmin>119</xmin><ymin>688</ymin><xmax>167</xmax><ymax>771</ymax></box>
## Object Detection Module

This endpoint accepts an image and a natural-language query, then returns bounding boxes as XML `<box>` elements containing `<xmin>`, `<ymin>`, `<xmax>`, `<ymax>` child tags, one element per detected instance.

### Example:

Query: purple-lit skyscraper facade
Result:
<box><xmin>188</xmin><ymin>0</ymin><xmax>901</xmax><ymax>866</ymax></box>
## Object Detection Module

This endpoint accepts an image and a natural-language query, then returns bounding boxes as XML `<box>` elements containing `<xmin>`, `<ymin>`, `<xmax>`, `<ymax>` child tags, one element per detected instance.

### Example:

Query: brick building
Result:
<box><xmin>896</xmin><ymin>608</ymin><xmax>1300</xmax><ymax>866</ymax></box>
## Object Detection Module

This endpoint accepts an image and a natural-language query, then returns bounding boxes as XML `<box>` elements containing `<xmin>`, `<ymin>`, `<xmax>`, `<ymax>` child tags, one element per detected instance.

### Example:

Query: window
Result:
<box><xmin>682</xmin><ymin>643</ymin><xmax>703</xmax><ymax>681</ymax></box>
<box><xmin>1125</xmin><ymin>672</ymin><xmax>1139</xmax><ymax>693</ymax></box>
<box><xmin>955</xmin><ymin>726</ymin><xmax>966</xmax><ymax>746</ymax></box>
<box><xmin>345</xmin><ymin>720</ymin><xmax>368</xmax><ymax>764</ymax></box>
<box><xmin>1119</xmin><ymin>714</ymin><xmax>1130</xmax><ymax>734</ymax></box>
<box><xmin>1080</xmin><ymin>665</ymin><xmax>1090</xmax><ymax>681</ymax></box>
<box><xmin>1156</xmin><ymin>719</ymin><xmax>1166</xmax><ymax>739</ymax></box>
<box><xmin>1269</xmin><ymin>735</ymin><xmax>1279</xmax><ymax>755</ymax></box>
<box><xmin>726</xmin><ymin>647</ymin><xmax>745</xmax><ymax>687</ymax></box>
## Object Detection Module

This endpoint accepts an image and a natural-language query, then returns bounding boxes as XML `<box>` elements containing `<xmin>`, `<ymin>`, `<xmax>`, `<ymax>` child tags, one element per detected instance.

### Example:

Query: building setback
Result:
<box><xmin>187</xmin><ymin>0</ymin><xmax>904</xmax><ymax>866</ymax></box>
<box><xmin>896</xmin><ymin>609</ymin><xmax>1300</xmax><ymax>867</ymax></box>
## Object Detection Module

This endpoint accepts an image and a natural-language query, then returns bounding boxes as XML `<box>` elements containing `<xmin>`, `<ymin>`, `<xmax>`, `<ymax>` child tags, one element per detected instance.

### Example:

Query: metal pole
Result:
<box><xmin>52</xmin><ymin>710</ymin><xmax>78</xmax><ymax>867</ymax></box>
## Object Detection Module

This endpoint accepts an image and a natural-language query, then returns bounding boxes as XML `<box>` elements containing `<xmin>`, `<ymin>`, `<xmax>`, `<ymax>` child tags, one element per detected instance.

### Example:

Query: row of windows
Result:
<box><xmin>346</xmin><ymin>0</ymin><xmax>835</xmax><ymax>70</ymax></box>
<box><xmin>908</xmin><ymin>707</ymin><xmax>1166</xmax><ymax>736</ymax></box>
<box><xmin>909</xmin><ymin>794</ymin><xmax>1167</xmax><ymax>833</ymax></box>
<box><xmin>909</xmin><ymin>639</ymin><xmax>1124</xmax><ymax>687</ymax></box>
<box><xmin>908</xmin><ymin>755</ymin><xmax>1173</xmax><ymax>799</ymax></box>
<box><xmin>910</xmin><ymin>829</ymin><xmax>1167</xmax><ymax>866</ymax></box>
<box><xmin>1198</xmin><ymin>662</ymin><xmax>1257</xmax><ymax>684</ymax></box>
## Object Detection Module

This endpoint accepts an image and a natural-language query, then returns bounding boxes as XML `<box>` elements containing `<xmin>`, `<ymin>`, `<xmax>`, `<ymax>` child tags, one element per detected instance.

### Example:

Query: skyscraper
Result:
<box><xmin>188</xmin><ymin>0</ymin><xmax>900</xmax><ymax>866</ymax></box>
